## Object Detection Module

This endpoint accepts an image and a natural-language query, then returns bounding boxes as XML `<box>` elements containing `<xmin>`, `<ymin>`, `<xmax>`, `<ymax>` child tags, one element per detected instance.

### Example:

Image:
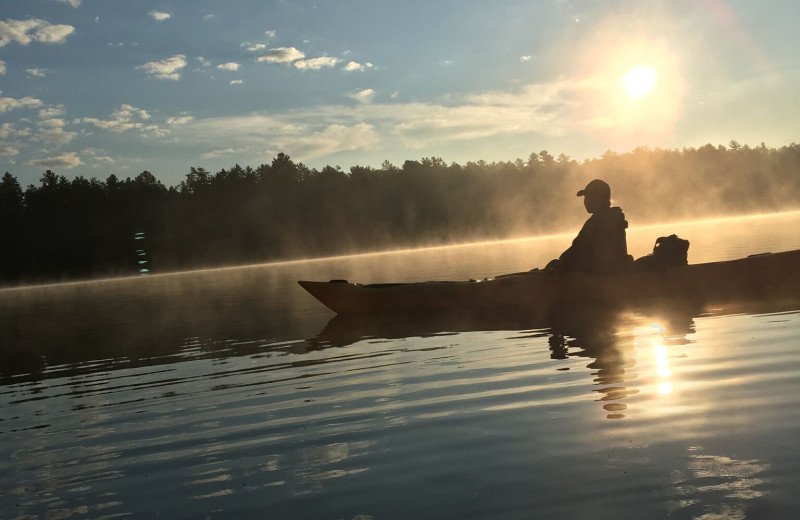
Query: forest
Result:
<box><xmin>1</xmin><ymin>141</ymin><xmax>799</xmax><ymax>285</ymax></box>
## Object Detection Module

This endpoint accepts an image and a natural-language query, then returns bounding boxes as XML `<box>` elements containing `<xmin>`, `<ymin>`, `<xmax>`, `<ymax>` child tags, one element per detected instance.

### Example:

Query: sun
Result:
<box><xmin>623</xmin><ymin>66</ymin><xmax>657</xmax><ymax>98</ymax></box>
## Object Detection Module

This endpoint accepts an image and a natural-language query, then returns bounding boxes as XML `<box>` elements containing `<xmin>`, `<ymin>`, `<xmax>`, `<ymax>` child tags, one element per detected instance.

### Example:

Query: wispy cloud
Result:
<box><xmin>294</xmin><ymin>56</ymin><xmax>339</xmax><ymax>70</ymax></box>
<box><xmin>201</xmin><ymin>147</ymin><xmax>238</xmax><ymax>159</ymax></box>
<box><xmin>165</xmin><ymin>79</ymin><xmax>582</xmax><ymax>163</ymax></box>
<box><xmin>242</xmin><ymin>42</ymin><xmax>267</xmax><ymax>52</ymax></box>
<box><xmin>346</xmin><ymin>88</ymin><xmax>375</xmax><ymax>104</ymax></box>
<box><xmin>519</xmin><ymin>55</ymin><xmax>532</xmax><ymax>62</ymax></box>
<box><xmin>230</xmin><ymin>80</ymin><xmax>243</xmax><ymax>85</ymax></box>
<box><xmin>0</xmin><ymin>145</ymin><xmax>19</xmax><ymax>156</ymax></box>
<box><xmin>257</xmin><ymin>47</ymin><xmax>304</xmax><ymax>64</ymax></box>
<box><xmin>0</xmin><ymin>93</ymin><xmax>44</xmax><ymax>113</ymax></box>
<box><xmin>26</xmin><ymin>68</ymin><xmax>49</xmax><ymax>77</ymax></box>
<box><xmin>196</xmin><ymin>56</ymin><xmax>211</xmax><ymax>68</ymax></box>
<box><xmin>0</xmin><ymin>18</ymin><xmax>75</xmax><ymax>47</ymax></box>
<box><xmin>0</xmin><ymin>122</ymin><xmax>31</xmax><ymax>139</ymax></box>
<box><xmin>55</xmin><ymin>0</ymin><xmax>81</xmax><ymax>7</ymax></box>
<box><xmin>78</xmin><ymin>104</ymin><xmax>166</xmax><ymax>137</ymax></box>
<box><xmin>137</xmin><ymin>54</ymin><xmax>187</xmax><ymax>80</ymax></box>
<box><xmin>217</xmin><ymin>62</ymin><xmax>240</xmax><ymax>71</ymax></box>
<box><xmin>39</xmin><ymin>107</ymin><xmax>65</xmax><ymax>119</ymax></box>
<box><xmin>342</xmin><ymin>61</ymin><xmax>374</xmax><ymax>72</ymax></box>
<box><xmin>25</xmin><ymin>151</ymin><xmax>82</xmax><ymax>169</ymax></box>
<box><xmin>149</xmin><ymin>11</ymin><xmax>172</xmax><ymax>22</ymax></box>
<box><xmin>203</xmin><ymin>14</ymin><xmax>217</xmax><ymax>22</ymax></box>
<box><xmin>0</xmin><ymin>60</ymin><xmax>5</xmax><ymax>75</ymax></box>
<box><xmin>34</xmin><ymin>118</ymin><xmax>77</xmax><ymax>147</ymax></box>
<box><xmin>265</xmin><ymin>30</ymin><xmax>277</xmax><ymax>38</ymax></box>
<box><xmin>82</xmin><ymin>148</ymin><xmax>116</xmax><ymax>165</ymax></box>
<box><xmin>166</xmin><ymin>115</ymin><xmax>194</xmax><ymax>125</ymax></box>
<box><xmin>290</xmin><ymin>123</ymin><xmax>379</xmax><ymax>159</ymax></box>
<box><xmin>113</xmin><ymin>104</ymin><xmax>150</xmax><ymax>121</ymax></box>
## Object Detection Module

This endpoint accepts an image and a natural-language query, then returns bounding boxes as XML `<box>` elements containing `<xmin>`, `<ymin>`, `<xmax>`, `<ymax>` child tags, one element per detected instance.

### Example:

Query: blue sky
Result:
<box><xmin>1</xmin><ymin>0</ymin><xmax>798</xmax><ymax>187</ymax></box>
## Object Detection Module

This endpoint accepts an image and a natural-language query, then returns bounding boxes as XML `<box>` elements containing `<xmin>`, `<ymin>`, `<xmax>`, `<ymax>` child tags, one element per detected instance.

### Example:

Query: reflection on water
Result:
<box><xmin>3</xmin><ymin>301</ymin><xmax>800</xmax><ymax>518</ymax></box>
<box><xmin>667</xmin><ymin>451</ymin><xmax>771</xmax><ymax>518</ymax></box>
<box><xmin>1</xmin><ymin>212</ymin><xmax>800</xmax><ymax>519</ymax></box>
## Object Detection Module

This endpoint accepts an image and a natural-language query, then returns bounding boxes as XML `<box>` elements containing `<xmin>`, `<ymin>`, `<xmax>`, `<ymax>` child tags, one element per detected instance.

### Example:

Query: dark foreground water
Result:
<box><xmin>2</xmin><ymin>212</ymin><xmax>800</xmax><ymax>519</ymax></box>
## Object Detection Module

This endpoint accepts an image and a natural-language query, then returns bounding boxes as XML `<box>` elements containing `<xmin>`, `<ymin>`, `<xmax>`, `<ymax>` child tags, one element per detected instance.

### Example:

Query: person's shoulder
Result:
<box><xmin>600</xmin><ymin>206</ymin><xmax>628</xmax><ymax>227</ymax></box>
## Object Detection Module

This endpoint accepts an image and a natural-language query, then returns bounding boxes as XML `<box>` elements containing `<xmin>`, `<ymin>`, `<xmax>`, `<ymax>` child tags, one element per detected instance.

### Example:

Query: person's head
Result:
<box><xmin>577</xmin><ymin>179</ymin><xmax>611</xmax><ymax>214</ymax></box>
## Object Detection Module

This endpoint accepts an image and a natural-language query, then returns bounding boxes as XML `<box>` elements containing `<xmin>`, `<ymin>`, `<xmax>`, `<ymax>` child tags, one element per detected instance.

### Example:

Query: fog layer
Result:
<box><xmin>1</xmin><ymin>142</ymin><xmax>798</xmax><ymax>284</ymax></box>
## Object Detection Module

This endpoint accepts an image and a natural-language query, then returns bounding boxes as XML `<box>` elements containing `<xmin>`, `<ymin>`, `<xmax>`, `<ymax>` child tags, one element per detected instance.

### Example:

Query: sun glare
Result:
<box><xmin>623</xmin><ymin>66</ymin><xmax>657</xmax><ymax>98</ymax></box>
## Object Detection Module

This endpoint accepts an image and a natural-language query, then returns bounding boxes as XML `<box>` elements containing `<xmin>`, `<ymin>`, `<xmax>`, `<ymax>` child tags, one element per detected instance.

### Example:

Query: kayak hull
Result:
<box><xmin>298</xmin><ymin>250</ymin><xmax>800</xmax><ymax>314</ymax></box>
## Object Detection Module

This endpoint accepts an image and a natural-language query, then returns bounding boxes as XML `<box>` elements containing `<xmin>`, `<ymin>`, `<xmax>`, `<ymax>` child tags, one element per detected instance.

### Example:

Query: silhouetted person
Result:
<box><xmin>547</xmin><ymin>179</ymin><xmax>632</xmax><ymax>274</ymax></box>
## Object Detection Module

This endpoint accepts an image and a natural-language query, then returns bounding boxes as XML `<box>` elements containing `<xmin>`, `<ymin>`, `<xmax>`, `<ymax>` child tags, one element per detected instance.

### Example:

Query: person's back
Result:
<box><xmin>548</xmin><ymin>179</ymin><xmax>632</xmax><ymax>274</ymax></box>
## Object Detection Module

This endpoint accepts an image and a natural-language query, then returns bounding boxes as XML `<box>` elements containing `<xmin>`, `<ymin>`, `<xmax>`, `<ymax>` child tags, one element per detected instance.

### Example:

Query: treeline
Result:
<box><xmin>2</xmin><ymin>142</ymin><xmax>799</xmax><ymax>284</ymax></box>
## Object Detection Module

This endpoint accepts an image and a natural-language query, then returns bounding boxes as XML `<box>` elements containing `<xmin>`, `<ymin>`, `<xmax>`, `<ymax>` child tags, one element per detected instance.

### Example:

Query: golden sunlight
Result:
<box><xmin>568</xmin><ymin>13</ymin><xmax>687</xmax><ymax>141</ymax></box>
<box><xmin>623</xmin><ymin>66</ymin><xmax>657</xmax><ymax>98</ymax></box>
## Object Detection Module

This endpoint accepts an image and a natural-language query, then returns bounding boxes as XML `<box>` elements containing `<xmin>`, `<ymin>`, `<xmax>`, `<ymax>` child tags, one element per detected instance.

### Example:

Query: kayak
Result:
<box><xmin>298</xmin><ymin>249</ymin><xmax>800</xmax><ymax>315</ymax></box>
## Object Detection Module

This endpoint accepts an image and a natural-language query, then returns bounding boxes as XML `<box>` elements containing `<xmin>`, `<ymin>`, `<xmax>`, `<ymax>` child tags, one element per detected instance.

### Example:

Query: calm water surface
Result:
<box><xmin>2</xmin><ymin>212</ymin><xmax>800</xmax><ymax>519</ymax></box>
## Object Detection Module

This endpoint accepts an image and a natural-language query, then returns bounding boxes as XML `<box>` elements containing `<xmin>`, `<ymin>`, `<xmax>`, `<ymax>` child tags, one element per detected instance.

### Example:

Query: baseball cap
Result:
<box><xmin>576</xmin><ymin>179</ymin><xmax>611</xmax><ymax>198</ymax></box>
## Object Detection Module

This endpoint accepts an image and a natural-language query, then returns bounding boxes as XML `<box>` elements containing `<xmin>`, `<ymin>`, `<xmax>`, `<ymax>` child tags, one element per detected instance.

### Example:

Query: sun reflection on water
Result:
<box><xmin>632</xmin><ymin>320</ymin><xmax>690</xmax><ymax>401</ymax></box>
<box><xmin>653</xmin><ymin>341</ymin><xmax>673</xmax><ymax>394</ymax></box>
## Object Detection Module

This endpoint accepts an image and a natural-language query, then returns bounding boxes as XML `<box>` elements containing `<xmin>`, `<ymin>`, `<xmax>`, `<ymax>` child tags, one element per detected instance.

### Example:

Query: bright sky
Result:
<box><xmin>1</xmin><ymin>0</ymin><xmax>798</xmax><ymax>187</ymax></box>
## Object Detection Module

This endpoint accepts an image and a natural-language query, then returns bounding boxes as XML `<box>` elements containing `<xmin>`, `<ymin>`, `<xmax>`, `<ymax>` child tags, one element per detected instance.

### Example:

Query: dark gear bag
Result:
<box><xmin>633</xmin><ymin>234</ymin><xmax>690</xmax><ymax>271</ymax></box>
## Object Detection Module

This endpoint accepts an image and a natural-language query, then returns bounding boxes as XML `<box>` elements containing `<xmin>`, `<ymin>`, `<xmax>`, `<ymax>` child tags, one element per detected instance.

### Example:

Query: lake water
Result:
<box><xmin>2</xmin><ymin>211</ymin><xmax>800</xmax><ymax>519</ymax></box>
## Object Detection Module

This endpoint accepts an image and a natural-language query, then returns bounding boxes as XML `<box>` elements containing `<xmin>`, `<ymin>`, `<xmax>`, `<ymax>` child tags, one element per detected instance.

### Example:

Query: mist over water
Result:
<box><xmin>1</xmin><ymin>211</ymin><xmax>799</xmax><ymax>519</ymax></box>
<box><xmin>3</xmin><ymin>144</ymin><xmax>800</xmax><ymax>286</ymax></box>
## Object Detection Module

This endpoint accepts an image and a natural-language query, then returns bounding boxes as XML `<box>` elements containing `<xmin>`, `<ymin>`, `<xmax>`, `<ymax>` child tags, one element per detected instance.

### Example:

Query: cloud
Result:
<box><xmin>26</xmin><ymin>68</ymin><xmax>49</xmax><ymax>77</ymax></box>
<box><xmin>166</xmin><ymin>115</ymin><xmax>194</xmax><ymax>125</ymax></box>
<box><xmin>520</xmin><ymin>55</ymin><xmax>532</xmax><ymax>62</ymax></box>
<box><xmin>149</xmin><ymin>11</ymin><xmax>172</xmax><ymax>22</ymax></box>
<box><xmin>217</xmin><ymin>62</ymin><xmax>240</xmax><ymax>71</ymax></box>
<box><xmin>0</xmin><ymin>122</ymin><xmax>31</xmax><ymax>139</ymax></box>
<box><xmin>0</xmin><ymin>18</ymin><xmax>75</xmax><ymax>47</ymax></box>
<box><xmin>40</xmin><ymin>107</ymin><xmax>65</xmax><ymax>119</ymax></box>
<box><xmin>137</xmin><ymin>54</ymin><xmax>187</xmax><ymax>80</ymax></box>
<box><xmin>346</xmin><ymin>88</ymin><xmax>375</xmax><ymax>104</ymax></box>
<box><xmin>0</xmin><ymin>94</ymin><xmax>44</xmax><ymax>113</ymax></box>
<box><xmin>294</xmin><ymin>57</ymin><xmax>339</xmax><ymax>70</ymax></box>
<box><xmin>184</xmin><ymin>117</ymin><xmax>379</xmax><ymax>162</ymax></box>
<box><xmin>196</xmin><ymin>56</ymin><xmax>211</xmax><ymax>68</ymax></box>
<box><xmin>25</xmin><ymin>151</ymin><xmax>82</xmax><ymax>169</ymax></box>
<box><xmin>257</xmin><ymin>47</ymin><xmax>304</xmax><ymax>64</ymax></box>
<box><xmin>342</xmin><ymin>61</ymin><xmax>373</xmax><ymax>72</ymax></box>
<box><xmin>230</xmin><ymin>80</ymin><xmax>243</xmax><ymax>85</ymax></box>
<box><xmin>78</xmin><ymin>104</ymin><xmax>166</xmax><ymax>137</ymax></box>
<box><xmin>0</xmin><ymin>145</ymin><xmax>19</xmax><ymax>156</ymax></box>
<box><xmin>55</xmin><ymin>0</ymin><xmax>81</xmax><ymax>6</ymax></box>
<box><xmin>201</xmin><ymin>147</ymin><xmax>238</xmax><ymax>159</ymax></box>
<box><xmin>38</xmin><ymin>118</ymin><xmax>66</xmax><ymax>128</ymax></box>
<box><xmin>34</xmin><ymin>118</ymin><xmax>77</xmax><ymax>147</ymax></box>
<box><xmin>147</xmin><ymin>75</ymin><xmax>630</xmax><ymax>164</ymax></box>
<box><xmin>31</xmin><ymin>24</ymin><xmax>74</xmax><ymax>44</ymax></box>
<box><xmin>265</xmin><ymin>30</ymin><xmax>277</xmax><ymax>38</ymax></box>
<box><xmin>82</xmin><ymin>148</ymin><xmax>115</xmax><ymax>165</ymax></box>
<box><xmin>203</xmin><ymin>14</ymin><xmax>217</xmax><ymax>21</ymax></box>
<box><xmin>0</xmin><ymin>123</ymin><xmax>14</xmax><ymax>138</ymax></box>
<box><xmin>113</xmin><ymin>104</ymin><xmax>151</xmax><ymax>122</ymax></box>
<box><xmin>289</xmin><ymin>123</ymin><xmax>379</xmax><ymax>159</ymax></box>
<box><xmin>0</xmin><ymin>60</ymin><xmax>5</xmax><ymax>75</ymax></box>
<box><xmin>242</xmin><ymin>42</ymin><xmax>266</xmax><ymax>52</ymax></box>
